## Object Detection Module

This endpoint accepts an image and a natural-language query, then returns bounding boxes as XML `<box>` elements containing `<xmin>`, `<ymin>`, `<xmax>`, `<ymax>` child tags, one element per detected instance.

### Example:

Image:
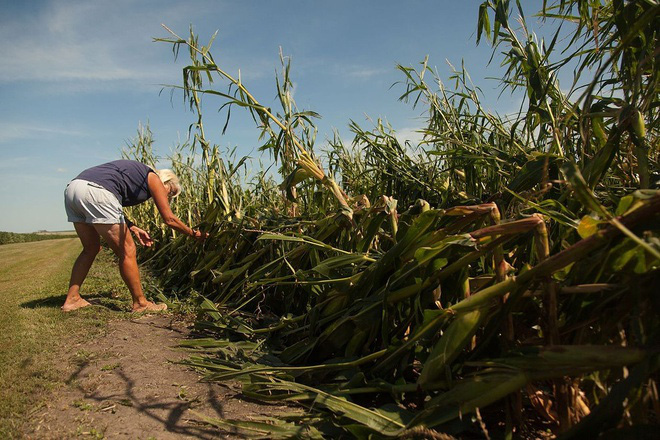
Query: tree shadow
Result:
<box><xmin>59</xmin><ymin>323</ymin><xmax>247</xmax><ymax>439</ymax></box>
<box><xmin>20</xmin><ymin>292</ymin><xmax>129</xmax><ymax>311</ymax></box>
<box><xmin>73</xmin><ymin>369</ymin><xmax>243</xmax><ymax>439</ymax></box>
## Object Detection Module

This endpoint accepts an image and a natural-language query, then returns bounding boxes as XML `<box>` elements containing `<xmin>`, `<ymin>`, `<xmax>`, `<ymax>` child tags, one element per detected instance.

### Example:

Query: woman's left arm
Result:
<box><xmin>123</xmin><ymin>216</ymin><xmax>153</xmax><ymax>246</ymax></box>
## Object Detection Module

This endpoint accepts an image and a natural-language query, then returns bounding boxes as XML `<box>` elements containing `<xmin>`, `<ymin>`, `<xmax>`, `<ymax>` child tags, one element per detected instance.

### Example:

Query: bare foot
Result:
<box><xmin>61</xmin><ymin>297</ymin><xmax>92</xmax><ymax>312</ymax></box>
<box><xmin>132</xmin><ymin>301</ymin><xmax>168</xmax><ymax>313</ymax></box>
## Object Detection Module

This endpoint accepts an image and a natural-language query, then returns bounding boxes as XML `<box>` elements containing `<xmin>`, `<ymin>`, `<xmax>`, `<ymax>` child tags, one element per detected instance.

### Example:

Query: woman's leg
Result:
<box><xmin>93</xmin><ymin>223</ymin><xmax>165</xmax><ymax>312</ymax></box>
<box><xmin>62</xmin><ymin>222</ymin><xmax>101</xmax><ymax>311</ymax></box>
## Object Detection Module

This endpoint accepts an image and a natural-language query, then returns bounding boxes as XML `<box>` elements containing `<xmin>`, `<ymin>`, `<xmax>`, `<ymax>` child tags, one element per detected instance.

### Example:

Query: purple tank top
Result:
<box><xmin>75</xmin><ymin>160</ymin><xmax>155</xmax><ymax>206</ymax></box>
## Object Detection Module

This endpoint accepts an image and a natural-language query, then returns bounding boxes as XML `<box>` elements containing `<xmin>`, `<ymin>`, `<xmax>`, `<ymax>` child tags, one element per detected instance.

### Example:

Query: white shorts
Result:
<box><xmin>64</xmin><ymin>179</ymin><xmax>125</xmax><ymax>224</ymax></box>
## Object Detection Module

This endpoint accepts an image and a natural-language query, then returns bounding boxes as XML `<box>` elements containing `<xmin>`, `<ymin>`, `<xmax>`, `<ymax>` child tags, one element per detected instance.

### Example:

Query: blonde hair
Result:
<box><xmin>155</xmin><ymin>168</ymin><xmax>182</xmax><ymax>198</ymax></box>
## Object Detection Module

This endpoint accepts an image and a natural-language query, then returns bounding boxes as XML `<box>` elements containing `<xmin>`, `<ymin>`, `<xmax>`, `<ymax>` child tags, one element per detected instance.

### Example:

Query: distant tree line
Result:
<box><xmin>0</xmin><ymin>231</ymin><xmax>77</xmax><ymax>245</ymax></box>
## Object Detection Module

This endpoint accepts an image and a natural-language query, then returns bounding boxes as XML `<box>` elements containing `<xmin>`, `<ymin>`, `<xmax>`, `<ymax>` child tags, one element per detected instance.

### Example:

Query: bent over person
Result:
<box><xmin>62</xmin><ymin>159</ymin><xmax>206</xmax><ymax>312</ymax></box>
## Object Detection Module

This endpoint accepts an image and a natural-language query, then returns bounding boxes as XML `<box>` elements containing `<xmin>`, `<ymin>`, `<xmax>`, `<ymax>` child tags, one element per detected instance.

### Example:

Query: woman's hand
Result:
<box><xmin>130</xmin><ymin>226</ymin><xmax>154</xmax><ymax>247</ymax></box>
<box><xmin>191</xmin><ymin>229</ymin><xmax>209</xmax><ymax>243</ymax></box>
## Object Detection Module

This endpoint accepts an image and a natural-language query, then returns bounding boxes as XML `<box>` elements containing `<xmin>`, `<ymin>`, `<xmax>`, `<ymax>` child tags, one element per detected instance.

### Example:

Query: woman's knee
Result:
<box><xmin>82</xmin><ymin>244</ymin><xmax>102</xmax><ymax>257</ymax></box>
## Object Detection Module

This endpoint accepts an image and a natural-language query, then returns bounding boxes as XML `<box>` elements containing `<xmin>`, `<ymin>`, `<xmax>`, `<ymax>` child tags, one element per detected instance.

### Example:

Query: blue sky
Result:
<box><xmin>1</xmin><ymin>0</ymin><xmax>531</xmax><ymax>232</ymax></box>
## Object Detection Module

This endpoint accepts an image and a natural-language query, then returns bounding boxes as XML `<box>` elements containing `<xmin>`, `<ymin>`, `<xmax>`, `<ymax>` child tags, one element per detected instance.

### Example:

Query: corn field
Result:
<box><xmin>123</xmin><ymin>1</ymin><xmax>659</xmax><ymax>438</ymax></box>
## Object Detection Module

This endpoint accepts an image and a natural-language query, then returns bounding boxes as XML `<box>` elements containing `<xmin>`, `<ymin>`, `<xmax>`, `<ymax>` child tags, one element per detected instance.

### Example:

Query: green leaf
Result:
<box><xmin>607</xmin><ymin>239</ymin><xmax>656</xmax><ymax>274</ymax></box>
<box><xmin>258</xmin><ymin>233</ymin><xmax>350</xmax><ymax>254</ymax></box>
<box><xmin>561</xmin><ymin>161</ymin><xmax>609</xmax><ymax>217</ymax></box>
<box><xmin>615</xmin><ymin>195</ymin><xmax>636</xmax><ymax>216</ymax></box>
<box><xmin>312</xmin><ymin>254</ymin><xmax>374</xmax><ymax>278</ymax></box>
<box><xmin>312</xmin><ymin>389</ymin><xmax>405</xmax><ymax>435</ymax></box>
<box><xmin>199</xmin><ymin>298</ymin><xmax>221</xmax><ymax>320</ymax></box>
<box><xmin>259</xmin><ymin>379</ymin><xmax>406</xmax><ymax>436</ymax></box>
<box><xmin>413</xmin><ymin>234</ymin><xmax>475</xmax><ymax>266</ymax></box>
<box><xmin>373</xmin><ymin>403</ymin><xmax>415</xmax><ymax>426</ymax></box>
<box><xmin>487</xmin><ymin>345</ymin><xmax>648</xmax><ymax>377</ymax></box>
<box><xmin>418</xmin><ymin>308</ymin><xmax>486</xmax><ymax>387</ymax></box>
<box><xmin>415</xmin><ymin>371</ymin><xmax>528</xmax><ymax>428</ymax></box>
<box><xmin>192</xmin><ymin>411</ymin><xmax>324</xmax><ymax>439</ymax></box>
<box><xmin>477</xmin><ymin>2</ymin><xmax>491</xmax><ymax>44</ymax></box>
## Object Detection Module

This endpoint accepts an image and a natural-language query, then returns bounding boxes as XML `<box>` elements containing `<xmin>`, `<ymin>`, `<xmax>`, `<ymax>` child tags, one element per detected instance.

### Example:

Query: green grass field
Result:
<box><xmin>0</xmin><ymin>239</ymin><xmax>131</xmax><ymax>438</ymax></box>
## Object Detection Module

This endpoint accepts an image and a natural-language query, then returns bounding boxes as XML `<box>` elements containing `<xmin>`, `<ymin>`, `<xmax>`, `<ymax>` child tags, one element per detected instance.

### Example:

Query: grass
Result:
<box><xmin>0</xmin><ymin>238</ymin><xmax>134</xmax><ymax>438</ymax></box>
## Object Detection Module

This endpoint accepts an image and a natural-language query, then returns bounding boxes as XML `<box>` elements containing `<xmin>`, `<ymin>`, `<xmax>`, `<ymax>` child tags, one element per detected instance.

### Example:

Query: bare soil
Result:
<box><xmin>26</xmin><ymin>314</ymin><xmax>285</xmax><ymax>439</ymax></box>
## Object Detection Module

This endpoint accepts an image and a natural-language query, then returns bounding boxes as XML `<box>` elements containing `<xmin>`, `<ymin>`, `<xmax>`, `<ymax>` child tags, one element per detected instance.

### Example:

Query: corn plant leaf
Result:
<box><xmin>476</xmin><ymin>2</ymin><xmax>491</xmax><ymax>44</ymax></box>
<box><xmin>506</xmin><ymin>188</ymin><xmax>579</xmax><ymax>228</ymax></box>
<box><xmin>311</xmin><ymin>254</ymin><xmax>373</xmax><ymax>278</ymax></box>
<box><xmin>561</xmin><ymin>161</ymin><xmax>609</xmax><ymax>217</ymax></box>
<box><xmin>248</xmin><ymin>378</ymin><xmax>406</xmax><ymax>435</ymax></box>
<box><xmin>199</xmin><ymin>298</ymin><xmax>221</xmax><ymax>320</ymax></box>
<box><xmin>258</xmin><ymin>233</ymin><xmax>351</xmax><ymax>254</ymax></box>
<box><xmin>417</xmin><ymin>345</ymin><xmax>650</xmax><ymax>428</ymax></box>
<box><xmin>505</xmin><ymin>154</ymin><xmax>558</xmax><ymax>197</ymax></box>
<box><xmin>192</xmin><ymin>410</ymin><xmax>324</xmax><ymax>439</ymax></box>
<box><xmin>607</xmin><ymin>239</ymin><xmax>655</xmax><ymax>274</ymax></box>
<box><xmin>413</xmin><ymin>371</ymin><xmax>528</xmax><ymax>428</ymax></box>
<box><xmin>310</xmin><ymin>387</ymin><xmax>405</xmax><ymax>435</ymax></box>
<box><xmin>477</xmin><ymin>345</ymin><xmax>648</xmax><ymax>378</ymax></box>
<box><xmin>615</xmin><ymin>190</ymin><xmax>659</xmax><ymax>216</ymax></box>
<box><xmin>372</xmin><ymin>310</ymin><xmax>449</xmax><ymax>374</ymax></box>
<box><xmin>356</xmin><ymin>212</ymin><xmax>387</xmax><ymax>252</ymax></box>
<box><xmin>413</xmin><ymin>234</ymin><xmax>475</xmax><ymax>266</ymax></box>
<box><xmin>615</xmin><ymin>194</ymin><xmax>636</xmax><ymax>216</ymax></box>
<box><xmin>418</xmin><ymin>308</ymin><xmax>486</xmax><ymax>387</ymax></box>
<box><xmin>372</xmin><ymin>403</ymin><xmax>415</xmax><ymax>426</ymax></box>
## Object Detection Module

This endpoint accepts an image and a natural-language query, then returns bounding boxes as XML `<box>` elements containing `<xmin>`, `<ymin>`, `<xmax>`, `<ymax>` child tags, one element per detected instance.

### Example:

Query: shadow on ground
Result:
<box><xmin>66</xmin><ymin>361</ymin><xmax>236</xmax><ymax>439</ymax></box>
<box><xmin>21</xmin><ymin>292</ymin><xmax>129</xmax><ymax>311</ymax></box>
<box><xmin>26</xmin><ymin>315</ymin><xmax>287</xmax><ymax>438</ymax></box>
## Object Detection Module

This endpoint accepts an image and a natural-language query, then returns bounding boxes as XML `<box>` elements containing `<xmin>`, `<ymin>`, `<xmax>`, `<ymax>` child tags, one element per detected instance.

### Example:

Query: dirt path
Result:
<box><xmin>27</xmin><ymin>314</ymin><xmax>280</xmax><ymax>439</ymax></box>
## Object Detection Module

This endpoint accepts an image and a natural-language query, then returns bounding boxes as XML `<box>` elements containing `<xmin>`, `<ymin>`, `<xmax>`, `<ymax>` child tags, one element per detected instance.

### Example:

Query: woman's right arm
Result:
<box><xmin>147</xmin><ymin>173</ymin><xmax>205</xmax><ymax>240</ymax></box>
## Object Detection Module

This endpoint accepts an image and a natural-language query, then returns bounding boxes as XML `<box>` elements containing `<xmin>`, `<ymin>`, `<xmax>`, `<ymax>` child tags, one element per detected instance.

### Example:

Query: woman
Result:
<box><xmin>62</xmin><ymin>159</ymin><xmax>206</xmax><ymax>312</ymax></box>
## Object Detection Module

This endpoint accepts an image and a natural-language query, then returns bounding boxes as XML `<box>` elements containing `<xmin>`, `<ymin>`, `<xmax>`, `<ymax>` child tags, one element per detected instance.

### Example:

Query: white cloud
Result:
<box><xmin>0</xmin><ymin>0</ymin><xmax>284</xmax><ymax>97</ymax></box>
<box><xmin>290</xmin><ymin>53</ymin><xmax>389</xmax><ymax>82</ymax></box>
<box><xmin>343</xmin><ymin>66</ymin><xmax>388</xmax><ymax>79</ymax></box>
<box><xmin>0</xmin><ymin>122</ymin><xmax>86</xmax><ymax>144</ymax></box>
<box><xmin>308</xmin><ymin>60</ymin><xmax>388</xmax><ymax>80</ymax></box>
<box><xmin>395</xmin><ymin>126</ymin><xmax>426</xmax><ymax>147</ymax></box>
<box><xmin>0</xmin><ymin>156</ymin><xmax>31</xmax><ymax>170</ymax></box>
<box><xmin>0</xmin><ymin>0</ymin><xmax>186</xmax><ymax>87</ymax></box>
